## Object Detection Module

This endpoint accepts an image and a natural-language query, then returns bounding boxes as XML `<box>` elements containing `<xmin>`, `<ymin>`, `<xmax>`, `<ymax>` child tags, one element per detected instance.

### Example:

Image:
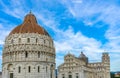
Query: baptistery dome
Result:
<box><xmin>10</xmin><ymin>12</ymin><xmax>49</xmax><ymax>36</ymax></box>
<box><xmin>2</xmin><ymin>12</ymin><xmax>55</xmax><ymax>78</ymax></box>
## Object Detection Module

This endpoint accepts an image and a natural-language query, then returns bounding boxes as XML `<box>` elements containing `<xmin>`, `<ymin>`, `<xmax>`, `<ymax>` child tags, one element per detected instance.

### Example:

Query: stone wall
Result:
<box><xmin>2</xmin><ymin>33</ymin><xmax>56</xmax><ymax>78</ymax></box>
<box><xmin>58</xmin><ymin>53</ymin><xmax>110</xmax><ymax>78</ymax></box>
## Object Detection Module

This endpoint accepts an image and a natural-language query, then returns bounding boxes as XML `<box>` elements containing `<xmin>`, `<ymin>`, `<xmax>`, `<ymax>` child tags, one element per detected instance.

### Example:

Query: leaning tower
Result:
<box><xmin>102</xmin><ymin>52</ymin><xmax>110</xmax><ymax>78</ymax></box>
<box><xmin>2</xmin><ymin>12</ymin><xmax>56</xmax><ymax>78</ymax></box>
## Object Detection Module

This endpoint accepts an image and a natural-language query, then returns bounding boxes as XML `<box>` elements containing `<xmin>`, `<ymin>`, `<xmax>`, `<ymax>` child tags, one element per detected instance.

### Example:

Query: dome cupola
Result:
<box><xmin>79</xmin><ymin>52</ymin><xmax>88</xmax><ymax>64</ymax></box>
<box><xmin>79</xmin><ymin>52</ymin><xmax>87</xmax><ymax>58</ymax></box>
<box><xmin>9</xmin><ymin>12</ymin><xmax>49</xmax><ymax>36</ymax></box>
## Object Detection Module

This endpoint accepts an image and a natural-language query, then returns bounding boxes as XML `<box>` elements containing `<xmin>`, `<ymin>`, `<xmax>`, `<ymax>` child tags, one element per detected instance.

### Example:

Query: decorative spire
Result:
<box><xmin>103</xmin><ymin>50</ymin><xmax>108</xmax><ymax>54</ymax></box>
<box><xmin>81</xmin><ymin>51</ymin><xmax>83</xmax><ymax>54</ymax></box>
<box><xmin>79</xmin><ymin>51</ymin><xmax>86</xmax><ymax>58</ymax></box>
<box><xmin>29</xmin><ymin>10</ymin><xmax>32</xmax><ymax>14</ymax></box>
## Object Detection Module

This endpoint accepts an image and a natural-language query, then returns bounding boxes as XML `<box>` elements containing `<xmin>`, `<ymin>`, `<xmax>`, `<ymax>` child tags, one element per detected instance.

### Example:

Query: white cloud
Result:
<box><xmin>72</xmin><ymin>0</ymin><xmax>83</xmax><ymax>4</ymax></box>
<box><xmin>110</xmin><ymin>59</ymin><xmax>120</xmax><ymax>71</ymax></box>
<box><xmin>0</xmin><ymin>30</ymin><xmax>9</xmax><ymax>45</ymax></box>
<box><xmin>60</xmin><ymin>0</ymin><xmax>120</xmax><ymax>52</ymax></box>
<box><xmin>0</xmin><ymin>24</ymin><xmax>3</xmax><ymax>29</ymax></box>
<box><xmin>33</xmin><ymin>8</ymin><xmax>105</xmax><ymax>66</ymax></box>
<box><xmin>36</xmin><ymin>12</ymin><xmax>58</xmax><ymax>31</ymax></box>
<box><xmin>0</xmin><ymin>0</ymin><xmax>27</xmax><ymax>19</ymax></box>
<box><xmin>54</xmin><ymin>26</ymin><xmax>103</xmax><ymax>53</ymax></box>
<box><xmin>53</xmin><ymin>26</ymin><xmax>106</xmax><ymax>67</ymax></box>
<box><xmin>0</xmin><ymin>23</ymin><xmax>13</xmax><ymax>45</ymax></box>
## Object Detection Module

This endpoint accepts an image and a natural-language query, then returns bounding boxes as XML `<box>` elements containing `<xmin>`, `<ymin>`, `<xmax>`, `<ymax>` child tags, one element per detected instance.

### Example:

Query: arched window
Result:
<box><xmin>46</xmin><ymin>58</ymin><xmax>48</xmax><ymax>61</ymax></box>
<box><xmin>51</xmin><ymin>65</ymin><xmax>53</xmax><ymax>78</ymax></box>
<box><xmin>11</xmin><ymin>39</ymin><xmax>14</xmax><ymax>43</ymax></box>
<box><xmin>28</xmin><ymin>66</ymin><xmax>31</xmax><ymax>73</ymax></box>
<box><xmin>27</xmin><ymin>38</ymin><xmax>30</xmax><ymax>43</ymax></box>
<box><xmin>49</xmin><ymin>41</ymin><xmax>51</xmax><ymax>47</ymax></box>
<box><xmin>38</xmin><ymin>52</ymin><xmax>40</xmax><ymax>58</ymax></box>
<box><xmin>76</xmin><ymin>73</ymin><xmax>78</xmax><ymax>78</ymax></box>
<box><xmin>25</xmin><ymin>51</ymin><xmax>28</xmax><ymax>58</ymax></box>
<box><xmin>36</xmin><ymin>38</ymin><xmax>38</xmax><ymax>43</ymax></box>
<box><xmin>18</xmin><ymin>66</ymin><xmax>21</xmax><ymax>73</ymax></box>
<box><xmin>46</xmin><ymin>66</ymin><xmax>47</xmax><ymax>72</ymax></box>
<box><xmin>19</xmin><ymin>38</ymin><xmax>21</xmax><ymax>43</ymax></box>
<box><xmin>62</xmin><ymin>74</ymin><xmax>65</xmax><ymax>78</ymax></box>
<box><xmin>44</xmin><ymin>40</ymin><xmax>45</xmax><ymax>44</ymax></box>
<box><xmin>38</xmin><ymin>66</ymin><xmax>40</xmax><ymax>72</ymax></box>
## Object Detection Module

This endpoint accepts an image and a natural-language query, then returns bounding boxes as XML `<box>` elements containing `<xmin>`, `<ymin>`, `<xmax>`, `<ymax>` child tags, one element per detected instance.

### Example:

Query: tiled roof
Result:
<box><xmin>9</xmin><ymin>12</ymin><xmax>50</xmax><ymax>36</ymax></box>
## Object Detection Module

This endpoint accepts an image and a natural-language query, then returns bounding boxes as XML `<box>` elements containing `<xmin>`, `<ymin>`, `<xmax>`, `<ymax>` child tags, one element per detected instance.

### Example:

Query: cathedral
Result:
<box><xmin>58</xmin><ymin>52</ymin><xmax>110</xmax><ymax>78</ymax></box>
<box><xmin>2</xmin><ymin>12</ymin><xmax>56</xmax><ymax>78</ymax></box>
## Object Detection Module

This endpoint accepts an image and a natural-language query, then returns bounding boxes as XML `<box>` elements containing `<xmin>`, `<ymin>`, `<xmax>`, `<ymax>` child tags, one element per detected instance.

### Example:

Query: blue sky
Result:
<box><xmin>0</xmin><ymin>0</ymin><xmax>120</xmax><ymax>72</ymax></box>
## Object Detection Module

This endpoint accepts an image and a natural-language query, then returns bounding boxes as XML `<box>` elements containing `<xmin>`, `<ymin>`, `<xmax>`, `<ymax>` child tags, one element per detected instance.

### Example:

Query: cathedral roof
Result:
<box><xmin>79</xmin><ymin>52</ymin><xmax>87</xmax><ymax>58</ymax></box>
<box><xmin>9</xmin><ymin>12</ymin><xmax>50</xmax><ymax>36</ymax></box>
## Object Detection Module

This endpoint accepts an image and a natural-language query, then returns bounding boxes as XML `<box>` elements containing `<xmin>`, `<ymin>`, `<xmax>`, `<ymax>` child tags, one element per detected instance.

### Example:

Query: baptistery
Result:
<box><xmin>2</xmin><ymin>12</ymin><xmax>55</xmax><ymax>78</ymax></box>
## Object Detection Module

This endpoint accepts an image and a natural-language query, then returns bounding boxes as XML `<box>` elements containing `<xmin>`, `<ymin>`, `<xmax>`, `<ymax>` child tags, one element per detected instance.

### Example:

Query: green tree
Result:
<box><xmin>111</xmin><ymin>72</ymin><xmax>115</xmax><ymax>78</ymax></box>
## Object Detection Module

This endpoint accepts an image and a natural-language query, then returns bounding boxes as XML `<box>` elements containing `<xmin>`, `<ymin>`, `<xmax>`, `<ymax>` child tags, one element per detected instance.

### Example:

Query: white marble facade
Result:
<box><xmin>2</xmin><ymin>13</ymin><xmax>56</xmax><ymax>78</ymax></box>
<box><xmin>58</xmin><ymin>52</ymin><xmax>110</xmax><ymax>78</ymax></box>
